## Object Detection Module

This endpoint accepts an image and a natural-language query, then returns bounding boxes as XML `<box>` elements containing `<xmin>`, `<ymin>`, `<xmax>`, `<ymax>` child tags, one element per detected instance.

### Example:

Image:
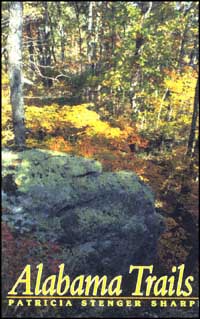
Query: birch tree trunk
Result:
<box><xmin>7</xmin><ymin>1</ymin><xmax>25</xmax><ymax>148</ymax></box>
<box><xmin>88</xmin><ymin>1</ymin><xmax>94</xmax><ymax>66</ymax></box>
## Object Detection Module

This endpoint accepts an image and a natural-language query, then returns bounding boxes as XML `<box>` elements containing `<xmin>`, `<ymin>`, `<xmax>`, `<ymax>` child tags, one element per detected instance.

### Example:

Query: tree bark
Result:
<box><xmin>7</xmin><ymin>1</ymin><xmax>25</xmax><ymax>148</ymax></box>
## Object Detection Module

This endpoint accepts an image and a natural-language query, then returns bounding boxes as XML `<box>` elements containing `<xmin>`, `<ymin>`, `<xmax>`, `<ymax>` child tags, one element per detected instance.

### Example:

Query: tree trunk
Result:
<box><xmin>187</xmin><ymin>75</ymin><xmax>199</xmax><ymax>157</ymax></box>
<box><xmin>57</xmin><ymin>2</ymin><xmax>65</xmax><ymax>62</ymax></box>
<box><xmin>156</xmin><ymin>88</ymin><xmax>170</xmax><ymax>128</ymax></box>
<box><xmin>88</xmin><ymin>1</ymin><xmax>94</xmax><ymax>66</ymax></box>
<box><xmin>189</xmin><ymin>35</ymin><xmax>198</xmax><ymax>66</ymax></box>
<box><xmin>48</xmin><ymin>14</ymin><xmax>57</xmax><ymax>64</ymax></box>
<box><xmin>178</xmin><ymin>22</ymin><xmax>188</xmax><ymax>68</ymax></box>
<box><xmin>74</xmin><ymin>3</ymin><xmax>83</xmax><ymax>73</ymax></box>
<box><xmin>26</xmin><ymin>21</ymin><xmax>35</xmax><ymax>71</ymax></box>
<box><xmin>7</xmin><ymin>1</ymin><xmax>25</xmax><ymax>148</ymax></box>
<box><xmin>43</xmin><ymin>1</ymin><xmax>52</xmax><ymax>87</ymax></box>
<box><xmin>37</xmin><ymin>2</ymin><xmax>52</xmax><ymax>87</ymax></box>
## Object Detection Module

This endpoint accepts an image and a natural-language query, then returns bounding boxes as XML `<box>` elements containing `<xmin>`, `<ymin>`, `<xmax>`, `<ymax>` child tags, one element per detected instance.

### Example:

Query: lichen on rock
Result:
<box><xmin>2</xmin><ymin>148</ymin><xmax>164</xmax><ymax>281</ymax></box>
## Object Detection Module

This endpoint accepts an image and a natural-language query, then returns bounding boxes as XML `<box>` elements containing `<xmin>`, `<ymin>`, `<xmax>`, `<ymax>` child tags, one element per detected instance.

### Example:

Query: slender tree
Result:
<box><xmin>57</xmin><ymin>2</ymin><xmax>65</xmax><ymax>62</ymax></box>
<box><xmin>187</xmin><ymin>74</ymin><xmax>199</xmax><ymax>157</ymax></box>
<box><xmin>7</xmin><ymin>1</ymin><xmax>25</xmax><ymax>147</ymax></box>
<box><xmin>87</xmin><ymin>1</ymin><xmax>94</xmax><ymax>66</ymax></box>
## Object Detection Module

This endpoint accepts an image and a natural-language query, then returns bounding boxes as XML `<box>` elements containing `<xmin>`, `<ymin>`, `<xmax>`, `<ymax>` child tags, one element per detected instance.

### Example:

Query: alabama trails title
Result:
<box><xmin>6</xmin><ymin>264</ymin><xmax>199</xmax><ymax>308</ymax></box>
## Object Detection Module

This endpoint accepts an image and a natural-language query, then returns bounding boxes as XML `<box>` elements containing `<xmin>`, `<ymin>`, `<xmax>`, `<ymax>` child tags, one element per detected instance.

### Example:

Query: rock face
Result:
<box><xmin>2</xmin><ymin>148</ymin><xmax>163</xmax><ymax>280</ymax></box>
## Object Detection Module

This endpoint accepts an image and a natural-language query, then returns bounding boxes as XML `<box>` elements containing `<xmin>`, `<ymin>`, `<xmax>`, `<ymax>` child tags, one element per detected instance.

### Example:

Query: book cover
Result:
<box><xmin>2</xmin><ymin>1</ymin><xmax>199</xmax><ymax>318</ymax></box>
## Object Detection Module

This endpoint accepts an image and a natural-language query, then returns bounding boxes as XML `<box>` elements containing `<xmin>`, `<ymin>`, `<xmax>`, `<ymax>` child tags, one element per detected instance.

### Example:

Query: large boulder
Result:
<box><xmin>2</xmin><ymin>148</ymin><xmax>164</xmax><ymax>279</ymax></box>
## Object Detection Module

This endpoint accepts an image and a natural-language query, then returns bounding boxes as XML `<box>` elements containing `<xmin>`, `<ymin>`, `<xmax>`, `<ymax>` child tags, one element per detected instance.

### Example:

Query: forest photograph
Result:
<box><xmin>1</xmin><ymin>1</ymin><xmax>199</xmax><ymax>318</ymax></box>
